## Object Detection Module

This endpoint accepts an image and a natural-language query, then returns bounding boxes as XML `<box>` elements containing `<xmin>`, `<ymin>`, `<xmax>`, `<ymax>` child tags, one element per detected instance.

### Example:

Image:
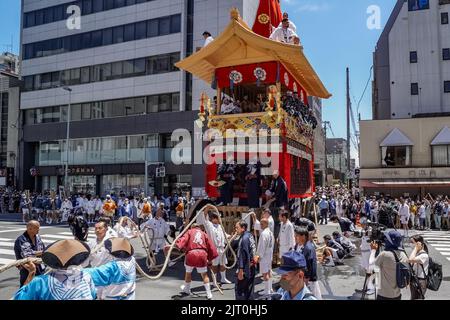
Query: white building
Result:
<box><xmin>19</xmin><ymin>0</ymin><xmax>260</xmax><ymax>194</ymax></box>
<box><xmin>373</xmin><ymin>0</ymin><xmax>450</xmax><ymax>120</ymax></box>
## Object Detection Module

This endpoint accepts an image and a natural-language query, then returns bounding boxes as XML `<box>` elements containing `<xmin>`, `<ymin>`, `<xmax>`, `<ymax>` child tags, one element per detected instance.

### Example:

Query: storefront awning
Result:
<box><xmin>431</xmin><ymin>126</ymin><xmax>450</xmax><ymax>145</ymax></box>
<box><xmin>360</xmin><ymin>179</ymin><xmax>450</xmax><ymax>186</ymax></box>
<box><xmin>379</xmin><ymin>128</ymin><xmax>413</xmax><ymax>147</ymax></box>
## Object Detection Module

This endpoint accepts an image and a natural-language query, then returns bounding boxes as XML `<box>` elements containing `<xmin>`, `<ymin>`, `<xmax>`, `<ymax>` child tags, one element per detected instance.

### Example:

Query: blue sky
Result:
<box><xmin>0</xmin><ymin>0</ymin><xmax>397</xmax><ymax>163</ymax></box>
<box><xmin>280</xmin><ymin>0</ymin><xmax>397</xmax><ymax>162</ymax></box>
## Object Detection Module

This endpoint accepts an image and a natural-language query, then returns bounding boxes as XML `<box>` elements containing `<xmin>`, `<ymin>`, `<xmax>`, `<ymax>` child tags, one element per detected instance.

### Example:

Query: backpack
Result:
<box><xmin>420</xmin><ymin>255</ymin><xmax>443</xmax><ymax>291</ymax></box>
<box><xmin>392</xmin><ymin>250</ymin><xmax>412</xmax><ymax>289</ymax></box>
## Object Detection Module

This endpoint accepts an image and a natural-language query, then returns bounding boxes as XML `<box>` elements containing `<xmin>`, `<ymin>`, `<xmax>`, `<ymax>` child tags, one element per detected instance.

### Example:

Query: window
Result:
<box><xmin>147</xmin><ymin>95</ymin><xmax>159</xmax><ymax>113</ymax></box>
<box><xmin>91</xmin><ymin>65</ymin><xmax>101</xmax><ymax>82</ymax></box>
<box><xmin>34</xmin><ymin>74</ymin><xmax>41</xmax><ymax>90</ymax></box>
<box><xmin>124</xmin><ymin>24</ymin><xmax>135</xmax><ymax>42</ymax></box>
<box><xmin>134</xmin><ymin>97</ymin><xmax>146</xmax><ymax>114</ymax></box>
<box><xmin>92</xmin><ymin>0</ymin><xmax>103</xmax><ymax>13</ymax></box>
<box><xmin>43</xmin><ymin>7</ymin><xmax>54</xmax><ymax>24</ymax></box>
<box><xmin>411</xmin><ymin>83</ymin><xmax>419</xmax><ymax>95</ymax></box>
<box><xmin>61</xmin><ymin>70</ymin><xmax>71</xmax><ymax>85</ymax></box>
<box><xmin>410</xmin><ymin>51</ymin><xmax>417</xmax><ymax>63</ymax></box>
<box><xmin>25</xmin><ymin>12</ymin><xmax>35</xmax><ymax>28</ymax></box>
<box><xmin>159</xmin><ymin>94</ymin><xmax>171</xmax><ymax>112</ymax></box>
<box><xmin>82</xmin><ymin>0</ymin><xmax>93</xmax><ymax>15</ymax></box>
<box><xmin>381</xmin><ymin>146</ymin><xmax>412</xmax><ymax>167</ymax></box>
<box><xmin>442</xmin><ymin>12</ymin><xmax>449</xmax><ymax>24</ymax></box>
<box><xmin>153</xmin><ymin>55</ymin><xmax>170</xmax><ymax>73</ymax></box>
<box><xmin>81</xmin><ymin>103</ymin><xmax>91</xmax><ymax>120</ymax></box>
<box><xmin>54</xmin><ymin>5</ymin><xmax>64</xmax><ymax>21</ymax></box>
<box><xmin>91</xmin><ymin>30</ymin><xmax>102</xmax><ymax>47</ymax></box>
<box><xmin>135</xmin><ymin>21</ymin><xmax>147</xmax><ymax>40</ymax></box>
<box><xmin>24</xmin><ymin>76</ymin><xmax>34</xmax><ymax>91</ymax></box>
<box><xmin>123</xmin><ymin>60</ymin><xmax>134</xmax><ymax>75</ymax></box>
<box><xmin>25</xmin><ymin>109</ymin><xmax>36</xmax><ymax>125</ymax></box>
<box><xmin>35</xmin><ymin>10</ymin><xmax>44</xmax><ymax>25</ymax></box>
<box><xmin>432</xmin><ymin>145</ymin><xmax>450</xmax><ymax>166</ymax></box>
<box><xmin>443</xmin><ymin>48</ymin><xmax>450</xmax><ymax>60</ymax></box>
<box><xmin>124</xmin><ymin>98</ymin><xmax>135</xmax><ymax>115</ymax></box>
<box><xmin>445</xmin><ymin>81</ymin><xmax>450</xmax><ymax>93</ymax></box>
<box><xmin>134</xmin><ymin>58</ymin><xmax>146</xmax><ymax>75</ymax></box>
<box><xmin>147</xmin><ymin>19</ymin><xmax>159</xmax><ymax>37</ymax></box>
<box><xmin>172</xmin><ymin>93</ymin><xmax>180</xmax><ymax>111</ymax></box>
<box><xmin>51</xmin><ymin>72</ymin><xmax>60</xmax><ymax>87</ymax></box>
<box><xmin>113</xmin><ymin>26</ymin><xmax>124</xmax><ymax>44</ymax></box>
<box><xmin>112</xmin><ymin>99</ymin><xmax>125</xmax><ymax>117</ymax></box>
<box><xmin>70</xmin><ymin>68</ymin><xmax>81</xmax><ymax>85</ymax></box>
<box><xmin>159</xmin><ymin>17</ymin><xmax>171</xmax><ymax>36</ymax></box>
<box><xmin>171</xmin><ymin>15</ymin><xmax>181</xmax><ymax>33</ymax></box>
<box><xmin>82</xmin><ymin>32</ymin><xmax>92</xmax><ymax>49</ymax></box>
<box><xmin>41</xmin><ymin>73</ymin><xmax>52</xmax><ymax>89</ymax></box>
<box><xmin>112</xmin><ymin>61</ymin><xmax>123</xmax><ymax>78</ymax></box>
<box><xmin>170</xmin><ymin>53</ymin><xmax>180</xmax><ymax>70</ymax></box>
<box><xmin>70</xmin><ymin>104</ymin><xmax>82</xmax><ymax>121</ymax></box>
<box><xmin>101</xmin><ymin>63</ymin><xmax>112</xmax><ymax>81</ymax></box>
<box><xmin>81</xmin><ymin>67</ymin><xmax>90</xmax><ymax>83</ymax></box>
<box><xmin>103</xmin><ymin>28</ymin><xmax>113</xmax><ymax>46</ymax></box>
<box><xmin>91</xmin><ymin>102</ymin><xmax>103</xmax><ymax>119</ymax></box>
<box><xmin>408</xmin><ymin>0</ymin><xmax>429</xmax><ymax>11</ymax></box>
<box><xmin>126</xmin><ymin>0</ymin><xmax>136</xmax><ymax>5</ymax></box>
<box><xmin>104</xmin><ymin>0</ymin><xmax>115</xmax><ymax>10</ymax></box>
<box><xmin>114</xmin><ymin>0</ymin><xmax>126</xmax><ymax>8</ymax></box>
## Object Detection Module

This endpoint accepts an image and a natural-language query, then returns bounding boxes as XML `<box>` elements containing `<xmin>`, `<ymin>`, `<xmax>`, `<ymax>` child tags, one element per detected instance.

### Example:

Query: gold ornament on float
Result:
<box><xmin>258</xmin><ymin>14</ymin><xmax>270</xmax><ymax>25</ymax></box>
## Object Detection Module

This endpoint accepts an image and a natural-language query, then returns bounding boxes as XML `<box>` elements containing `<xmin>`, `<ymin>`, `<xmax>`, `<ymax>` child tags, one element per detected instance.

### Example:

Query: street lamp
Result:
<box><xmin>62</xmin><ymin>86</ymin><xmax>72</xmax><ymax>194</ymax></box>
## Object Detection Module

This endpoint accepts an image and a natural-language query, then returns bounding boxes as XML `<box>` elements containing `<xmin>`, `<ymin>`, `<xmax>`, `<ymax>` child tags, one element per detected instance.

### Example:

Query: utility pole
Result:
<box><xmin>323</xmin><ymin>121</ymin><xmax>330</xmax><ymax>186</ymax></box>
<box><xmin>346</xmin><ymin>67</ymin><xmax>351</xmax><ymax>186</ymax></box>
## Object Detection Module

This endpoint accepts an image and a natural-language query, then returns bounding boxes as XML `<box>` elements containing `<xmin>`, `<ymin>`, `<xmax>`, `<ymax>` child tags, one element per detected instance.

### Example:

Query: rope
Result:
<box><xmin>0</xmin><ymin>257</ymin><xmax>42</xmax><ymax>274</ymax></box>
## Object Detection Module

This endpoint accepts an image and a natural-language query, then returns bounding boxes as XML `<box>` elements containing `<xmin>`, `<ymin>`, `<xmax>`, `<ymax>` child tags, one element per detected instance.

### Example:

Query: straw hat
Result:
<box><xmin>104</xmin><ymin>238</ymin><xmax>134</xmax><ymax>259</ymax></box>
<box><xmin>42</xmin><ymin>240</ymin><xmax>90</xmax><ymax>269</ymax></box>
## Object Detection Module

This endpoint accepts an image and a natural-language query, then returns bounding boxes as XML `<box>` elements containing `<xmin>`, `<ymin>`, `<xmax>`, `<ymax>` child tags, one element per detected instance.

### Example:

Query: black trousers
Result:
<box><xmin>235</xmin><ymin>266</ymin><xmax>256</xmax><ymax>300</ymax></box>
<box><xmin>319</xmin><ymin>209</ymin><xmax>328</xmax><ymax>224</ymax></box>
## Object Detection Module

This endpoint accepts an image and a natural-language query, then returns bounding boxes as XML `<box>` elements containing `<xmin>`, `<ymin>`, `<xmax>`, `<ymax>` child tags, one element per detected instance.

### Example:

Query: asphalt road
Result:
<box><xmin>0</xmin><ymin>219</ymin><xmax>449</xmax><ymax>300</ymax></box>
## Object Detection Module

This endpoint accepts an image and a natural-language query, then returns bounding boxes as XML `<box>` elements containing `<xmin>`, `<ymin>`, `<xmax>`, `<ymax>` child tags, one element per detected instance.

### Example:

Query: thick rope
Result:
<box><xmin>0</xmin><ymin>257</ymin><xmax>42</xmax><ymax>274</ymax></box>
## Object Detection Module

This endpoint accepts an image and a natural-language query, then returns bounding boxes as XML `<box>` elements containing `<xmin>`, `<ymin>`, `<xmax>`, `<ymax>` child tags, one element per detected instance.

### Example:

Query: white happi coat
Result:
<box><xmin>255</xmin><ymin>217</ymin><xmax>275</xmax><ymax>235</ymax></box>
<box><xmin>197</xmin><ymin>212</ymin><xmax>227</xmax><ymax>255</ymax></box>
<box><xmin>257</xmin><ymin>227</ymin><xmax>274</xmax><ymax>267</ymax></box>
<box><xmin>60</xmin><ymin>200</ymin><xmax>73</xmax><ymax>222</ymax></box>
<box><xmin>142</xmin><ymin>217</ymin><xmax>170</xmax><ymax>252</ymax></box>
<box><xmin>114</xmin><ymin>223</ymin><xmax>135</xmax><ymax>239</ymax></box>
<box><xmin>278</xmin><ymin>220</ymin><xmax>295</xmax><ymax>255</ymax></box>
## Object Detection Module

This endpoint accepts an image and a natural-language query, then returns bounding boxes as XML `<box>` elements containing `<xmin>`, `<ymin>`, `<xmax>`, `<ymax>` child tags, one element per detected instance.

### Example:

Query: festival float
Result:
<box><xmin>176</xmin><ymin>7</ymin><xmax>331</xmax><ymax>234</ymax></box>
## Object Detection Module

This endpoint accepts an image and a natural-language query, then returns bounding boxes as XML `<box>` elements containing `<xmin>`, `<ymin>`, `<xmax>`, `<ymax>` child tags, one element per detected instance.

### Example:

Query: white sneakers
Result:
<box><xmin>221</xmin><ymin>277</ymin><xmax>232</xmax><ymax>284</ymax></box>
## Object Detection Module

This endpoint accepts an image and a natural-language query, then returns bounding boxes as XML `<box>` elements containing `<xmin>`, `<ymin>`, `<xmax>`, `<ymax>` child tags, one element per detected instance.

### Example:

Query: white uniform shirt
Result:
<box><xmin>269</xmin><ymin>27</ymin><xmax>298</xmax><ymax>44</ymax></box>
<box><xmin>419</xmin><ymin>205</ymin><xmax>426</xmax><ymax>219</ymax></box>
<box><xmin>257</xmin><ymin>228</ymin><xmax>274</xmax><ymax>263</ymax></box>
<box><xmin>276</xmin><ymin>21</ymin><xmax>297</xmax><ymax>33</ymax></box>
<box><xmin>88</xmin><ymin>238</ymin><xmax>113</xmax><ymax>267</ymax></box>
<box><xmin>399</xmin><ymin>204</ymin><xmax>410</xmax><ymax>223</ymax></box>
<box><xmin>61</xmin><ymin>200</ymin><xmax>73</xmax><ymax>211</ymax></box>
<box><xmin>203</xmin><ymin>36</ymin><xmax>214</xmax><ymax>47</ymax></box>
<box><xmin>278</xmin><ymin>220</ymin><xmax>295</xmax><ymax>251</ymax></box>
<box><xmin>95</xmin><ymin>199</ymin><xmax>103</xmax><ymax>211</ymax></box>
<box><xmin>141</xmin><ymin>217</ymin><xmax>170</xmax><ymax>251</ymax></box>
<box><xmin>255</xmin><ymin>216</ymin><xmax>275</xmax><ymax>235</ymax></box>
<box><xmin>197</xmin><ymin>212</ymin><xmax>227</xmax><ymax>252</ymax></box>
<box><xmin>114</xmin><ymin>223</ymin><xmax>136</xmax><ymax>239</ymax></box>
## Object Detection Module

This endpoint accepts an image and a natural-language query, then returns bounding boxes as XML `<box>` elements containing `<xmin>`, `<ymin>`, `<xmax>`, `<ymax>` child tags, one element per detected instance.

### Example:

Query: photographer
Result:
<box><xmin>369</xmin><ymin>230</ymin><xmax>408</xmax><ymax>300</ymax></box>
<box><xmin>408</xmin><ymin>235</ymin><xmax>429</xmax><ymax>300</ymax></box>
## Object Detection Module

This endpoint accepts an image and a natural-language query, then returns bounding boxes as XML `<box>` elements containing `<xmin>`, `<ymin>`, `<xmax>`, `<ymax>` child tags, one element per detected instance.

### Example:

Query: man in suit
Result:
<box><xmin>234</xmin><ymin>220</ymin><xmax>257</xmax><ymax>300</ymax></box>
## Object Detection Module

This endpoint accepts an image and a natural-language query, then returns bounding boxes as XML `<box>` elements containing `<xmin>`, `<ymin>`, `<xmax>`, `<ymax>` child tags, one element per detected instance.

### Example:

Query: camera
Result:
<box><xmin>353</xmin><ymin>222</ymin><xmax>386</xmax><ymax>243</ymax></box>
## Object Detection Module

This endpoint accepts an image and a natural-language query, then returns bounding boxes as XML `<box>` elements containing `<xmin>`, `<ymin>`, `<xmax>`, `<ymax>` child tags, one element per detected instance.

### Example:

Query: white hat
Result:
<box><xmin>322</xmin><ymin>195</ymin><xmax>327</xmax><ymax>199</ymax></box>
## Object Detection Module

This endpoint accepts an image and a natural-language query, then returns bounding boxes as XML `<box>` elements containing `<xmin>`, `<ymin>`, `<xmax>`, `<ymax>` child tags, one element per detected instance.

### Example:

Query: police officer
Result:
<box><xmin>276</xmin><ymin>251</ymin><xmax>317</xmax><ymax>300</ymax></box>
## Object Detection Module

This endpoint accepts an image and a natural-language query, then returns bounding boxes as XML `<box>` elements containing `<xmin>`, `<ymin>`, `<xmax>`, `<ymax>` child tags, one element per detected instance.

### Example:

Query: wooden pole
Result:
<box><xmin>216</xmin><ymin>87</ymin><xmax>222</xmax><ymax>115</ymax></box>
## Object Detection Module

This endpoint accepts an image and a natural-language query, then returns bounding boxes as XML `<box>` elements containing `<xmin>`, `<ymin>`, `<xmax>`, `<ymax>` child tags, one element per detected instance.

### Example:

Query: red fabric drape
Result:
<box><xmin>252</xmin><ymin>0</ymin><xmax>283</xmax><ymax>38</ymax></box>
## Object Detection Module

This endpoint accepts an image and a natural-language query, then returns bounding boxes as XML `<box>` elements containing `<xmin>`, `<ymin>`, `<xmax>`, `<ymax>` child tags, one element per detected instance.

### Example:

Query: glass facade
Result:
<box><xmin>25</xmin><ymin>93</ymin><xmax>180</xmax><ymax>124</ymax></box>
<box><xmin>23</xmin><ymin>52</ymin><xmax>180</xmax><ymax>92</ymax></box>
<box><xmin>37</xmin><ymin>133</ymin><xmax>191</xmax><ymax>166</ymax></box>
<box><xmin>0</xmin><ymin>93</ymin><xmax>8</xmax><ymax>167</ymax></box>
<box><xmin>23</xmin><ymin>15</ymin><xmax>181</xmax><ymax>59</ymax></box>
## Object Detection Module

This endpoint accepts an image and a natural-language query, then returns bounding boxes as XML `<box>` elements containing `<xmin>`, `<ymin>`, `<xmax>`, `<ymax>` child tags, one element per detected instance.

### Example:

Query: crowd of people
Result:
<box><xmin>4</xmin><ymin>182</ymin><xmax>444</xmax><ymax>301</ymax></box>
<box><xmin>14</xmin><ymin>190</ymin><xmax>192</xmax><ymax>226</ymax></box>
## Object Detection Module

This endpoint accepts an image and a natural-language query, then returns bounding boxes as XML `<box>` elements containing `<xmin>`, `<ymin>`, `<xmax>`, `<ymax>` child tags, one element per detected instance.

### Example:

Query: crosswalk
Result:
<box><xmin>0</xmin><ymin>229</ymin><xmax>96</xmax><ymax>267</ymax></box>
<box><xmin>414</xmin><ymin>230</ymin><xmax>450</xmax><ymax>262</ymax></box>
